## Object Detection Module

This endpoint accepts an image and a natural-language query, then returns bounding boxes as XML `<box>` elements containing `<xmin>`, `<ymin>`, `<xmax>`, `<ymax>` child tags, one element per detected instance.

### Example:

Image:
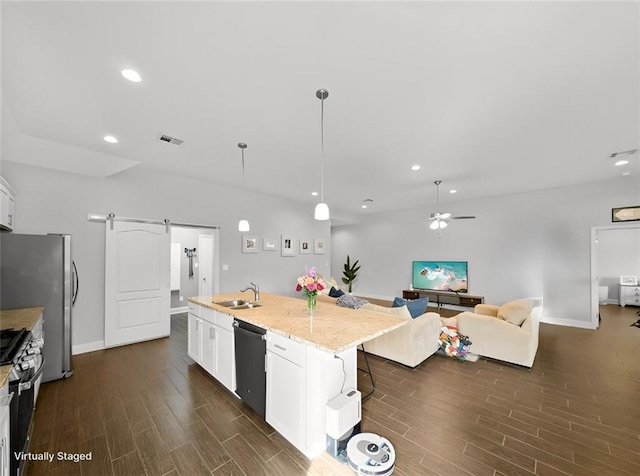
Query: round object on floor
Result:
<box><xmin>346</xmin><ymin>432</ymin><xmax>395</xmax><ymax>476</ymax></box>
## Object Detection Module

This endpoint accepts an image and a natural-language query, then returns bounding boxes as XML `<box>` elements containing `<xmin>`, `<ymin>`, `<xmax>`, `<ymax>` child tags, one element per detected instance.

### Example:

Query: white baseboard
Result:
<box><xmin>171</xmin><ymin>306</ymin><xmax>188</xmax><ymax>315</ymax></box>
<box><xmin>72</xmin><ymin>340</ymin><xmax>105</xmax><ymax>355</ymax></box>
<box><xmin>540</xmin><ymin>316</ymin><xmax>597</xmax><ymax>330</ymax></box>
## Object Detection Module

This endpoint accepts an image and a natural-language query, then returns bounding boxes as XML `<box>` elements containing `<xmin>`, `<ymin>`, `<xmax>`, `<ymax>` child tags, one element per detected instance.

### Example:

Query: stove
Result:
<box><xmin>0</xmin><ymin>328</ymin><xmax>30</xmax><ymax>366</ymax></box>
<box><xmin>1</xmin><ymin>327</ymin><xmax>44</xmax><ymax>476</ymax></box>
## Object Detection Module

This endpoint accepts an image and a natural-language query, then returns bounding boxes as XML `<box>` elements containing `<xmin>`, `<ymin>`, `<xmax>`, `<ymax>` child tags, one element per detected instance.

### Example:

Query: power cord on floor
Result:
<box><xmin>334</xmin><ymin>355</ymin><xmax>346</xmax><ymax>394</ymax></box>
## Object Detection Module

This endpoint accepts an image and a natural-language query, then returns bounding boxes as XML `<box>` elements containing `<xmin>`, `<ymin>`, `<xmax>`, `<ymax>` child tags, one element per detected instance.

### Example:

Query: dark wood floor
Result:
<box><xmin>26</xmin><ymin>304</ymin><xmax>640</xmax><ymax>475</ymax></box>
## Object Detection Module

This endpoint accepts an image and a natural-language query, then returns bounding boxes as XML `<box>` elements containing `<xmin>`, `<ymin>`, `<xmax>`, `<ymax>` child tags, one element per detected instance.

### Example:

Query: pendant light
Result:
<box><xmin>314</xmin><ymin>89</ymin><xmax>330</xmax><ymax>221</ymax></box>
<box><xmin>238</xmin><ymin>143</ymin><xmax>250</xmax><ymax>232</ymax></box>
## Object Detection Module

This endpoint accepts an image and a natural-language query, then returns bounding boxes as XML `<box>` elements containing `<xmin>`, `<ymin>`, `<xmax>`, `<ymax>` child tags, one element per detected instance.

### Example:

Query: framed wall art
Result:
<box><xmin>242</xmin><ymin>235</ymin><xmax>258</xmax><ymax>253</ymax></box>
<box><xmin>313</xmin><ymin>238</ymin><xmax>326</xmax><ymax>255</ymax></box>
<box><xmin>299</xmin><ymin>238</ymin><xmax>311</xmax><ymax>254</ymax></box>
<box><xmin>263</xmin><ymin>238</ymin><xmax>277</xmax><ymax>251</ymax></box>
<box><xmin>612</xmin><ymin>206</ymin><xmax>640</xmax><ymax>222</ymax></box>
<box><xmin>281</xmin><ymin>235</ymin><xmax>295</xmax><ymax>257</ymax></box>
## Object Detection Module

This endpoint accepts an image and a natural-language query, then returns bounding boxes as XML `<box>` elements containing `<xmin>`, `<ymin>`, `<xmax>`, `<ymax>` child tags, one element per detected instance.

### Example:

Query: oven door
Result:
<box><xmin>10</xmin><ymin>357</ymin><xmax>45</xmax><ymax>476</ymax></box>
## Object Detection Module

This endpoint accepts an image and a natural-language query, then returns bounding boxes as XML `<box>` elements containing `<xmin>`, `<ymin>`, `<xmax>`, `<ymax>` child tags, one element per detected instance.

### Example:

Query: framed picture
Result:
<box><xmin>612</xmin><ymin>206</ymin><xmax>640</xmax><ymax>222</ymax></box>
<box><xmin>281</xmin><ymin>235</ymin><xmax>295</xmax><ymax>257</ymax></box>
<box><xmin>299</xmin><ymin>238</ymin><xmax>311</xmax><ymax>254</ymax></box>
<box><xmin>313</xmin><ymin>238</ymin><xmax>326</xmax><ymax>255</ymax></box>
<box><xmin>242</xmin><ymin>235</ymin><xmax>258</xmax><ymax>253</ymax></box>
<box><xmin>620</xmin><ymin>276</ymin><xmax>638</xmax><ymax>285</ymax></box>
<box><xmin>262</xmin><ymin>238</ymin><xmax>277</xmax><ymax>251</ymax></box>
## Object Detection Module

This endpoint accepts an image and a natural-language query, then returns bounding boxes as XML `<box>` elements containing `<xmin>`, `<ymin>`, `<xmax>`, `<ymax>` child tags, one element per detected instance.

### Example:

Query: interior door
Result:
<box><xmin>105</xmin><ymin>221</ymin><xmax>170</xmax><ymax>347</ymax></box>
<box><xmin>198</xmin><ymin>234</ymin><xmax>213</xmax><ymax>297</ymax></box>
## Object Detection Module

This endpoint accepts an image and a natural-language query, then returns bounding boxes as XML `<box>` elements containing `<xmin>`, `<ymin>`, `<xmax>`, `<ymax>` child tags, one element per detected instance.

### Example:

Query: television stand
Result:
<box><xmin>402</xmin><ymin>289</ymin><xmax>484</xmax><ymax>310</ymax></box>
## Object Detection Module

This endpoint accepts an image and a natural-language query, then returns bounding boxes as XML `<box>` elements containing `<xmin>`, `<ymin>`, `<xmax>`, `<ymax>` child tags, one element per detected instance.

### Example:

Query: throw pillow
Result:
<box><xmin>336</xmin><ymin>294</ymin><xmax>369</xmax><ymax>309</ymax></box>
<box><xmin>328</xmin><ymin>286</ymin><xmax>345</xmax><ymax>298</ymax></box>
<box><xmin>497</xmin><ymin>299</ymin><xmax>533</xmax><ymax>326</ymax></box>
<box><xmin>361</xmin><ymin>302</ymin><xmax>412</xmax><ymax>320</ymax></box>
<box><xmin>392</xmin><ymin>297</ymin><xmax>429</xmax><ymax>318</ymax></box>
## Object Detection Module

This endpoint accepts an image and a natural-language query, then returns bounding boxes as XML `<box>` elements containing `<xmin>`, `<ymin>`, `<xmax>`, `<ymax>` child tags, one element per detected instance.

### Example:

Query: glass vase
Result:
<box><xmin>307</xmin><ymin>293</ymin><xmax>317</xmax><ymax>316</ymax></box>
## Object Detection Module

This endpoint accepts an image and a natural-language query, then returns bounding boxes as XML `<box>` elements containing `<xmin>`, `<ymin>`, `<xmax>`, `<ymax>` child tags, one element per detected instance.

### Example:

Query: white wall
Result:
<box><xmin>331</xmin><ymin>178</ymin><xmax>639</xmax><ymax>328</ymax></box>
<box><xmin>1</xmin><ymin>161</ymin><xmax>330</xmax><ymax>352</ymax></box>
<box><xmin>597</xmin><ymin>227</ymin><xmax>640</xmax><ymax>301</ymax></box>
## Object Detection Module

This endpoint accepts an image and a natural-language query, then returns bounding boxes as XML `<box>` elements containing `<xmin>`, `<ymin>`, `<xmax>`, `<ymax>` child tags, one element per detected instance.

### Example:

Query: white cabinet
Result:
<box><xmin>265</xmin><ymin>331</ymin><xmax>358</xmax><ymax>459</ymax></box>
<box><xmin>619</xmin><ymin>285</ymin><xmax>640</xmax><ymax>307</ymax></box>
<box><xmin>187</xmin><ymin>312</ymin><xmax>202</xmax><ymax>361</ymax></box>
<box><xmin>186</xmin><ymin>303</ymin><xmax>236</xmax><ymax>392</ymax></box>
<box><xmin>266</xmin><ymin>333</ymin><xmax>304</xmax><ymax>447</ymax></box>
<box><xmin>0</xmin><ymin>384</ymin><xmax>10</xmax><ymax>476</ymax></box>
<box><xmin>0</xmin><ymin>177</ymin><xmax>15</xmax><ymax>232</ymax></box>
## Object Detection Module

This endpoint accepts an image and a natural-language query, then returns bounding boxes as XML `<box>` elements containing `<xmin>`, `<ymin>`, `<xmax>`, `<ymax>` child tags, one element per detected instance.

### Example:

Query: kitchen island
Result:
<box><xmin>187</xmin><ymin>292</ymin><xmax>407</xmax><ymax>459</ymax></box>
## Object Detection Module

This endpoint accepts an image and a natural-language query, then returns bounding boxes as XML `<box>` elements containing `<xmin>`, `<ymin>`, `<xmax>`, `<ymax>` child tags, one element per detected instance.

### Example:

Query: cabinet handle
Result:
<box><xmin>7</xmin><ymin>214</ymin><xmax>12</xmax><ymax>226</ymax></box>
<box><xmin>274</xmin><ymin>344</ymin><xmax>287</xmax><ymax>351</ymax></box>
<box><xmin>210</xmin><ymin>327</ymin><xmax>216</xmax><ymax>339</ymax></box>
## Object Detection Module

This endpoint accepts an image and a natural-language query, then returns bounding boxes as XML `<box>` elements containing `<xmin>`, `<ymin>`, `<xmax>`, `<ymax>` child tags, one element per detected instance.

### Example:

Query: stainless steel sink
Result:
<box><xmin>232</xmin><ymin>302</ymin><xmax>262</xmax><ymax>310</ymax></box>
<box><xmin>214</xmin><ymin>299</ymin><xmax>249</xmax><ymax>307</ymax></box>
<box><xmin>214</xmin><ymin>299</ymin><xmax>262</xmax><ymax>310</ymax></box>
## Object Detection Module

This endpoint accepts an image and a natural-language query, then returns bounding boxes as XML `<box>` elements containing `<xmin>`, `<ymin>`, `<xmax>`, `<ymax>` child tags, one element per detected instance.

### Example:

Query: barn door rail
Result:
<box><xmin>87</xmin><ymin>213</ymin><xmax>220</xmax><ymax>231</ymax></box>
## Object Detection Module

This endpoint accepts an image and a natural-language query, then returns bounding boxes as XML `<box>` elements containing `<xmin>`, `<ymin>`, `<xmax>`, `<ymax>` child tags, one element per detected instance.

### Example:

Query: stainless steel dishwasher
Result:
<box><xmin>233</xmin><ymin>319</ymin><xmax>267</xmax><ymax>418</ymax></box>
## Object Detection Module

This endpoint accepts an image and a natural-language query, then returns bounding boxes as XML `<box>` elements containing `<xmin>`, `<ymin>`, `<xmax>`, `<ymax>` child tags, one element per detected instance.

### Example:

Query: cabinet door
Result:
<box><xmin>187</xmin><ymin>314</ymin><xmax>202</xmax><ymax>362</ymax></box>
<box><xmin>0</xmin><ymin>188</ymin><xmax>14</xmax><ymax>231</ymax></box>
<box><xmin>215</xmin><ymin>326</ymin><xmax>235</xmax><ymax>392</ymax></box>
<box><xmin>266</xmin><ymin>351</ymin><xmax>304</xmax><ymax>447</ymax></box>
<box><xmin>0</xmin><ymin>400</ymin><xmax>9</xmax><ymax>476</ymax></box>
<box><xmin>201</xmin><ymin>320</ymin><xmax>217</xmax><ymax>376</ymax></box>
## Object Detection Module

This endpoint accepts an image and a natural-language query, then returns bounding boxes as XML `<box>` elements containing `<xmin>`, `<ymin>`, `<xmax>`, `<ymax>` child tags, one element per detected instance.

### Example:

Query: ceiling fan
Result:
<box><xmin>429</xmin><ymin>180</ymin><xmax>476</xmax><ymax>231</ymax></box>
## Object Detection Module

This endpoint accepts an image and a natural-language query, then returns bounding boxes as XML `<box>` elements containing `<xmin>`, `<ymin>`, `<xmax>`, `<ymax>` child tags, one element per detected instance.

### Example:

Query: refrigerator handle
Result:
<box><xmin>72</xmin><ymin>261</ymin><xmax>79</xmax><ymax>305</ymax></box>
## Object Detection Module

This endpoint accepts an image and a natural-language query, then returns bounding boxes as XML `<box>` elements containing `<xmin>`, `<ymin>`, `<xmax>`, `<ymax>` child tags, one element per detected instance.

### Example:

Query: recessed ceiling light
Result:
<box><xmin>449</xmin><ymin>189</ymin><xmax>457</xmax><ymax>194</ymax></box>
<box><xmin>361</xmin><ymin>205</ymin><xmax>368</xmax><ymax>209</ymax></box>
<box><xmin>121</xmin><ymin>69</ymin><xmax>142</xmax><ymax>83</ymax></box>
<box><xmin>615</xmin><ymin>160</ymin><xmax>629</xmax><ymax>166</ymax></box>
<box><xmin>411</xmin><ymin>165</ymin><xmax>421</xmax><ymax>171</ymax></box>
<box><xmin>311</xmin><ymin>191</ymin><xmax>318</xmax><ymax>197</ymax></box>
<box><xmin>622</xmin><ymin>171</ymin><xmax>631</xmax><ymax>176</ymax></box>
<box><xmin>103</xmin><ymin>135</ymin><xmax>118</xmax><ymax>144</ymax></box>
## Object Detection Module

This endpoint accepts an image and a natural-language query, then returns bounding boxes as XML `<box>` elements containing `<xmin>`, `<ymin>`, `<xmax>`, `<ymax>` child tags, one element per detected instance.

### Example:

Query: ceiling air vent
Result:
<box><xmin>159</xmin><ymin>134</ymin><xmax>184</xmax><ymax>146</ymax></box>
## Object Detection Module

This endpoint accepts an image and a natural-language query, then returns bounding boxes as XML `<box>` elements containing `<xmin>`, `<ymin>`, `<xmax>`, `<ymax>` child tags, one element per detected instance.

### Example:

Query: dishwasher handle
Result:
<box><xmin>233</xmin><ymin>321</ymin><xmax>267</xmax><ymax>340</ymax></box>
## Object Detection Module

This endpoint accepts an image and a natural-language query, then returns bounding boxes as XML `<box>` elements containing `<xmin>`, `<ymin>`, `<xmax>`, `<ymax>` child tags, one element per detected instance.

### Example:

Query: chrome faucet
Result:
<box><xmin>241</xmin><ymin>282</ymin><xmax>260</xmax><ymax>303</ymax></box>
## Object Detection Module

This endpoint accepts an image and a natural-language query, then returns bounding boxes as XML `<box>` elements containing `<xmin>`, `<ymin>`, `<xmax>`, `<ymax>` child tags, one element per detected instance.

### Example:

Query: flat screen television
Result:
<box><xmin>412</xmin><ymin>261</ymin><xmax>468</xmax><ymax>293</ymax></box>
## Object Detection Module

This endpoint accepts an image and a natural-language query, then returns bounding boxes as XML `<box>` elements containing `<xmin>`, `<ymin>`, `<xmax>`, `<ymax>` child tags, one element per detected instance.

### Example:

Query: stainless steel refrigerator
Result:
<box><xmin>0</xmin><ymin>233</ymin><xmax>76</xmax><ymax>382</ymax></box>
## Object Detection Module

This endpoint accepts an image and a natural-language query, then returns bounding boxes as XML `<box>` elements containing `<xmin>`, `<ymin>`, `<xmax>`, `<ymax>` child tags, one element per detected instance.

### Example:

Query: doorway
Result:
<box><xmin>170</xmin><ymin>226</ymin><xmax>219</xmax><ymax>314</ymax></box>
<box><xmin>591</xmin><ymin>223</ymin><xmax>640</xmax><ymax>328</ymax></box>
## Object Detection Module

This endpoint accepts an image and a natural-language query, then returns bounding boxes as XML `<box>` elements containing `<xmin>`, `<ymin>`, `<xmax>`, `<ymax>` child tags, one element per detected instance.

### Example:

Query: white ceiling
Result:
<box><xmin>2</xmin><ymin>1</ymin><xmax>639</xmax><ymax>221</ymax></box>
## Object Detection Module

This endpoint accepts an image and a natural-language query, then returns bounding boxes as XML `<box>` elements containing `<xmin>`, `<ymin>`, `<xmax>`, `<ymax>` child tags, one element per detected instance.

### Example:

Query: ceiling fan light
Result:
<box><xmin>238</xmin><ymin>219</ymin><xmax>250</xmax><ymax>232</ymax></box>
<box><xmin>440</xmin><ymin>220</ymin><xmax>448</xmax><ymax>229</ymax></box>
<box><xmin>314</xmin><ymin>202</ymin><xmax>330</xmax><ymax>221</ymax></box>
<box><xmin>429</xmin><ymin>220</ymin><xmax>440</xmax><ymax>230</ymax></box>
<box><xmin>441</xmin><ymin>213</ymin><xmax>451</xmax><ymax>219</ymax></box>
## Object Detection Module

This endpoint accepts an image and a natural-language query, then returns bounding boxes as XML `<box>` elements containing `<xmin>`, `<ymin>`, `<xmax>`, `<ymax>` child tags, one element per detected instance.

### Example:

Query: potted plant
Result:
<box><xmin>342</xmin><ymin>255</ymin><xmax>361</xmax><ymax>293</ymax></box>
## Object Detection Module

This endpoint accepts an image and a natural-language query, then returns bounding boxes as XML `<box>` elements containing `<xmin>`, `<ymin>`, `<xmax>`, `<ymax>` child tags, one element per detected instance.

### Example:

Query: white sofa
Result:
<box><xmin>455</xmin><ymin>297</ymin><xmax>542</xmax><ymax>367</ymax></box>
<box><xmin>362</xmin><ymin>303</ymin><xmax>442</xmax><ymax>367</ymax></box>
<box><xmin>318</xmin><ymin>294</ymin><xmax>442</xmax><ymax>367</ymax></box>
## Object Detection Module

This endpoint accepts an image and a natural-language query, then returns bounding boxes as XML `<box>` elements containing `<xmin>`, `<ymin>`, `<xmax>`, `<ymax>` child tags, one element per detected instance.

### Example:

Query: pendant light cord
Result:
<box><xmin>320</xmin><ymin>96</ymin><xmax>325</xmax><ymax>202</ymax></box>
<box><xmin>241</xmin><ymin>148</ymin><xmax>246</xmax><ymax>192</ymax></box>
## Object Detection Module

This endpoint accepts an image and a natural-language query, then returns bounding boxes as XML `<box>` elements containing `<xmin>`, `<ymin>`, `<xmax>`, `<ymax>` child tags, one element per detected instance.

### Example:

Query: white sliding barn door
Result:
<box><xmin>105</xmin><ymin>221</ymin><xmax>170</xmax><ymax>347</ymax></box>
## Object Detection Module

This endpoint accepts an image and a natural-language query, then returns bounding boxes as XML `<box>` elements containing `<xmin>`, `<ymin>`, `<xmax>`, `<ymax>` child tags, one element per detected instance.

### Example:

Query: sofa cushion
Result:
<box><xmin>336</xmin><ymin>294</ymin><xmax>369</xmax><ymax>309</ymax></box>
<box><xmin>328</xmin><ymin>286</ymin><xmax>345</xmax><ymax>298</ymax></box>
<box><xmin>392</xmin><ymin>297</ymin><xmax>429</xmax><ymax>318</ymax></box>
<box><xmin>497</xmin><ymin>299</ymin><xmax>533</xmax><ymax>326</ymax></box>
<box><xmin>361</xmin><ymin>302</ymin><xmax>412</xmax><ymax>320</ymax></box>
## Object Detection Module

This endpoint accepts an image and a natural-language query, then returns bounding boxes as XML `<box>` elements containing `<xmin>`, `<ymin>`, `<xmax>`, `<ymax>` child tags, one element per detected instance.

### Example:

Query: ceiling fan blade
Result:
<box><xmin>440</xmin><ymin>212</ymin><xmax>451</xmax><ymax>219</ymax></box>
<box><xmin>451</xmin><ymin>216</ymin><xmax>476</xmax><ymax>220</ymax></box>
